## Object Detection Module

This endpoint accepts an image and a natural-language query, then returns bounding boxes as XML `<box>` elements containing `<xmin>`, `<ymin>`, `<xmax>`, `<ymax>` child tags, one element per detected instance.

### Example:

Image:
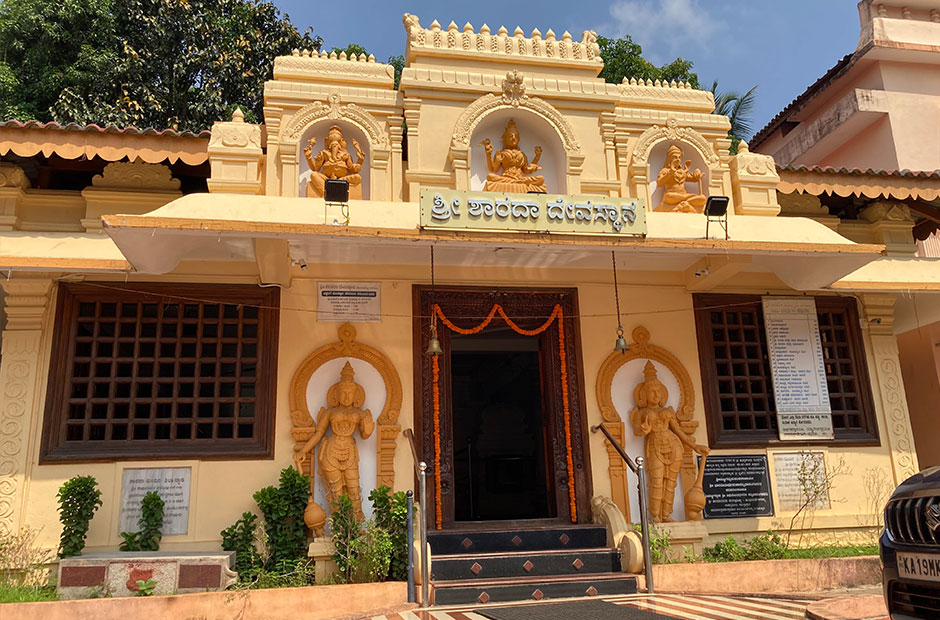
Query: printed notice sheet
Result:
<box><xmin>317</xmin><ymin>282</ymin><xmax>381</xmax><ymax>322</ymax></box>
<box><xmin>762</xmin><ymin>297</ymin><xmax>834</xmax><ymax>440</ymax></box>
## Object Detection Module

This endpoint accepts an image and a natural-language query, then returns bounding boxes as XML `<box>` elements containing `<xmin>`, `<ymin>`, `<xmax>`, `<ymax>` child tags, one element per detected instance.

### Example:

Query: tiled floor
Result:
<box><xmin>374</xmin><ymin>594</ymin><xmax>814</xmax><ymax>620</ymax></box>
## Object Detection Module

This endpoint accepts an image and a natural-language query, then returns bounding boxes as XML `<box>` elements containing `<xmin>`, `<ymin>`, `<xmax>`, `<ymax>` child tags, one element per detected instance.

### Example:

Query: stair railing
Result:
<box><xmin>590</xmin><ymin>424</ymin><xmax>655</xmax><ymax>594</ymax></box>
<box><xmin>403</xmin><ymin>429</ymin><xmax>430</xmax><ymax>607</ymax></box>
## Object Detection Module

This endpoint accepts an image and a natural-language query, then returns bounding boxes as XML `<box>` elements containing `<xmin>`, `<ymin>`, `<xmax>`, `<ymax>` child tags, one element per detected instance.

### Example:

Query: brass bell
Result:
<box><xmin>426</xmin><ymin>335</ymin><xmax>443</xmax><ymax>356</ymax></box>
<box><xmin>614</xmin><ymin>328</ymin><xmax>629</xmax><ymax>354</ymax></box>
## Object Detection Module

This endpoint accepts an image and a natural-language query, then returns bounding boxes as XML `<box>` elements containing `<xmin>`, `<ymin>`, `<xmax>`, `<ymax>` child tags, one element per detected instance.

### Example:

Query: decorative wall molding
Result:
<box><xmin>274</xmin><ymin>49</ymin><xmax>395</xmax><ymax>84</ymax></box>
<box><xmin>90</xmin><ymin>161</ymin><xmax>180</xmax><ymax>191</ymax></box>
<box><xmin>594</xmin><ymin>326</ymin><xmax>698</xmax><ymax>520</ymax></box>
<box><xmin>209</xmin><ymin>109</ymin><xmax>263</xmax><ymax>150</ymax></box>
<box><xmin>282</xmin><ymin>92</ymin><xmax>391</xmax><ymax>152</ymax></box>
<box><xmin>0</xmin><ymin>163</ymin><xmax>29</xmax><ymax>189</ymax></box>
<box><xmin>287</xmin><ymin>323</ymin><xmax>402</xmax><ymax>489</ymax></box>
<box><xmin>632</xmin><ymin>117</ymin><xmax>719</xmax><ymax>166</ymax></box>
<box><xmin>450</xmin><ymin>72</ymin><xmax>582</xmax><ymax>153</ymax></box>
<box><xmin>0</xmin><ymin>278</ymin><xmax>52</xmax><ymax>535</ymax></box>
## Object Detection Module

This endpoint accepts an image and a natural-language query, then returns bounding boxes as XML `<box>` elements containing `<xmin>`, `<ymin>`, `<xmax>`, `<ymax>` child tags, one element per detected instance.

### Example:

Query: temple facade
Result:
<box><xmin>1</xmin><ymin>9</ymin><xmax>938</xmax><ymax>562</ymax></box>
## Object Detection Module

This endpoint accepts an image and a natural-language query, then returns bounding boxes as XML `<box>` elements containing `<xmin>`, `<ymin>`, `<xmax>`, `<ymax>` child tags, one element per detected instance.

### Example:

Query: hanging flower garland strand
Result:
<box><xmin>430</xmin><ymin>302</ymin><xmax>578</xmax><ymax>528</ymax></box>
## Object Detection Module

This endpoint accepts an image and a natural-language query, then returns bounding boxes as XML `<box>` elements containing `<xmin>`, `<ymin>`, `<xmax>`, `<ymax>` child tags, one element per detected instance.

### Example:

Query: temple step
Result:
<box><xmin>430</xmin><ymin>572</ymin><xmax>639</xmax><ymax>606</ymax></box>
<box><xmin>427</xmin><ymin>524</ymin><xmax>608</xmax><ymax>555</ymax></box>
<box><xmin>431</xmin><ymin>548</ymin><xmax>621</xmax><ymax>581</ymax></box>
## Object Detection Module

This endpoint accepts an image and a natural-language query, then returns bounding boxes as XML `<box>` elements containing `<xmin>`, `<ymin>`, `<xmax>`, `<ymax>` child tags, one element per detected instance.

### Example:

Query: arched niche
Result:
<box><xmin>594</xmin><ymin>326</ymin><xmax>699</xmax><ymax>522</ymax></box>
<box><xmin>297</xmin><ymin>121</ymin><xmax>372</xmax><ymax>200</ymax></box>
<box><xmin>629</xmin><ymin>118</ymin><xmax>722</xmax><ymax>212</ymax></box>
<box><xmin>648</xmin><ymin>140</ymin><xmax>710</xmax><ymax>212</ymax></box>
<box><xmin>468</xmin><ymin>110</ymin><xmax>565</xmax><ymax>194</ymax></box>
<box><xmin>449</xmin><ymin>72</ymin><xmax>584</xmax><ymax>193</ymax></box>
<box><xmin>288</xmin><ymin>323</ymin><xmax>402</xmax><ymax>514</ymax></box>
<box><xmin>279</xmin><ymin>92</ymin><xmax>391</xmax><ymax>199</ymax></box>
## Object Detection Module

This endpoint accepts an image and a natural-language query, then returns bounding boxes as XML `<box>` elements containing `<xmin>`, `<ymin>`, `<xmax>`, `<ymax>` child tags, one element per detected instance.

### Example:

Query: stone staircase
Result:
<box><xmin>427</xmin><ymin>524</ymin><xmax>638</xmax><ymax>606</ymax></box>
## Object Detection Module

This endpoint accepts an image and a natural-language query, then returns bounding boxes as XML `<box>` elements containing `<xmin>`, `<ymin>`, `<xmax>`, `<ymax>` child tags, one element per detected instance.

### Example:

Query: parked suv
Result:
<box><xmin>881</xmin><ymin>466</ymin><xmax>940</xmax><ymax>619</ymax></box>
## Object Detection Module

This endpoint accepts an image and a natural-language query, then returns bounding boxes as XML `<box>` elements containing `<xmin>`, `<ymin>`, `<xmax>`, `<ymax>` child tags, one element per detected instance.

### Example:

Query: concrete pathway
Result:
<box><xmin>373</xmin><ymin>593</ymin><xmax>815</xmax><ymax>619</ymax></box>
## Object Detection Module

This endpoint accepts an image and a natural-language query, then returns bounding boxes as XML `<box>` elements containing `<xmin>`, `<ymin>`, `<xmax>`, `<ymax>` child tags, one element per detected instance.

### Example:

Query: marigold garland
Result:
<box><xmin>429</xmin><ymin>302</ymin><xmax>577</xmax><ymax>527</ymax></box>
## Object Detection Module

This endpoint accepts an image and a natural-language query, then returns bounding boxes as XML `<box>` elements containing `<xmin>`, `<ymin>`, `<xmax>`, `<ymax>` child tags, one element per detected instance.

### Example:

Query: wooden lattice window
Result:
<box><xmin>694</xmin><ymin>294</ymin><xmax>879</xmax><ymax>448</ymax></box>
<box><xmin>41</xmin><ymin>283</ymin><xmax>279</xmax><ymax>462</ymax></box>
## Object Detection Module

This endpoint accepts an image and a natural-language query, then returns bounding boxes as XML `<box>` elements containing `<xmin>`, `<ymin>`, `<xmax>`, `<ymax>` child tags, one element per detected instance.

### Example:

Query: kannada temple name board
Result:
<box><xmin>419</xmin><ymin>189</ymin><xmax>647</xmax><ymax>236</ymax></box>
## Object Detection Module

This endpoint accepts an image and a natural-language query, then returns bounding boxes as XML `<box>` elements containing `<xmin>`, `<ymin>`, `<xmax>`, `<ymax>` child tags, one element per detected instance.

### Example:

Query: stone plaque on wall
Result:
<box><xmin>120</xmin><ymin>468</ymin><xmax>191</xmax><ymax>535</ymax></box>
<box><xmin>317</xmin><ymin>282</ymin><xmax>381</xmax><ymax>322</ymax></box>
<box><xmin>701</xmin><ymin>455</ymin><xmax>774</xmax><ymax>519</ymax></box>
<box><xmin>772</xmin><ymin>452</ymin><xmax>830</xmax><ymax>511</ymax></box>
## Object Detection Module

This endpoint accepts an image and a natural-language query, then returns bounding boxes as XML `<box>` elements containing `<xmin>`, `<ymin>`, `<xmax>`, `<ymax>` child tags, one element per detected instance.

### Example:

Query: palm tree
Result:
<box><xmin>711</xmin><ymin>81</ymin><xmax>758</xmax><ymax>155</ymax></box>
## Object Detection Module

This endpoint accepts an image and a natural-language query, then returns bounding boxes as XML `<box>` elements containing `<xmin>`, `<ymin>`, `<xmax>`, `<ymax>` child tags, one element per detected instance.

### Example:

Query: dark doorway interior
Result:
<box><xmin>450</xmin><ymin>325</ymin><xmax>553</xmax><ymax>521</ymax></box>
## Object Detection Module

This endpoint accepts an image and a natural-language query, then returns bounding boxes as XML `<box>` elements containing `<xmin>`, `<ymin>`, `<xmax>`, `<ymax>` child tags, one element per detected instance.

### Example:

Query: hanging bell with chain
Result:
<box><xmin>426</xmin><ymin>332</ymin><xmax>443</xmax><ymax>356</ymax></box>
<box><xmin>614</xmin><ymin>327</ymin><xmax>629</xmax><ymax>354</ymax></box>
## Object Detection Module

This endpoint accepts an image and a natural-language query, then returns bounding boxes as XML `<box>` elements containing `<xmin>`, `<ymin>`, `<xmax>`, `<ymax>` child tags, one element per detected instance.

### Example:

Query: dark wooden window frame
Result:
<box><xmin>41</xmin><ymin>282</ymin><xmax>279</xmax><ymax>463</ymax></box>
<box><xmin>412</xmin><ymin>286</ymin><xmax>594</xmax><ymax>528</ymax></box>
<box><xmin>694</xmin><ymin>293</ymin><xmax>880</xmax><ymax>449</ymax></box>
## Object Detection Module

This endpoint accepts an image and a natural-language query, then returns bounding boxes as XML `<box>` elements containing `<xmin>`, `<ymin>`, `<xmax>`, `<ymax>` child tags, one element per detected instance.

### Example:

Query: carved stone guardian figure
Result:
<box><xmin>655</xmin><ymin>144</ymin><xmax>707</xmax><ymax>212</ymax></box>
<box><xmin>479</xmin><ymin>119</ymin><xmax>547</xmax><ymax>193</ymax></box>
<box><xmin>294</xmin><ymin>362</ymin><xmax>375</xmax><ymax>520</ymax></box>
<box><xmin>629</xmin><ymin>361</ymin><xmax>709</xmax><ymax>522</ymax></box>
<box><xmin>304</xmin><ymin>125</ymin><xmax>364</xmax><ymax>199</ymax></box>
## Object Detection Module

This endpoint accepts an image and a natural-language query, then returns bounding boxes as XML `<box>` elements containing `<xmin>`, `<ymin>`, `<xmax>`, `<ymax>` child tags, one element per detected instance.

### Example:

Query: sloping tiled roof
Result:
<box><xmin>0</xmin><ymin>119</ymin><xmax>210</xmax><ymax>165</ymax></box>
<box><xmin>750</xmin><ymin>51</ymin><xmax>860</xmax><ymax>148</ymax></box>
<box><xmin>776</xmin><ymin>164</ymin><xmax>940</xmax><ymax>202</ymax></box>
<box><xmin>0</xmin><ymin>119</ymin><xmax>211</xmax><ymax>138</ymax></box>
<box><xmin>778</xmin><ymin>164</ymin><xmax>940</xmax><ymax>179</ymax></box>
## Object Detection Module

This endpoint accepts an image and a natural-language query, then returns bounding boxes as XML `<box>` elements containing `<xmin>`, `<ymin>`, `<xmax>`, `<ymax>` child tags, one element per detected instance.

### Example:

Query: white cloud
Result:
<box><xmin>604</xmin><ymin>0</ymin><xmax>727</xmax><ymax>64</ymax></box>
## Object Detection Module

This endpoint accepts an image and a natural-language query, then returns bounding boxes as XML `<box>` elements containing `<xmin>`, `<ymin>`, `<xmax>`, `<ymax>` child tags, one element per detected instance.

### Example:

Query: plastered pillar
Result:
<box><xmin>862</xmin><ymin>294</ymin><xmax>919</xmax><ymax>485</ymax></box>
<box><xmin>0</xmin><ymin>278</ymin><xmax>53</xmax><ymax>534</ymax></box>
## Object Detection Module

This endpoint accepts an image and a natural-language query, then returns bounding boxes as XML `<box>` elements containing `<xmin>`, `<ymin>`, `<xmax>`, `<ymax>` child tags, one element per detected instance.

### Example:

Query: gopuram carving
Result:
<box><xmin>294</xmin><ymin>362</ymin><xmax>375</xmax><ymax>523</ymax></box>
<box><xmin>629</xmin><ymin>361</ymin><xmax>709</xmax><ymax>522</ymax></box>
<box><xmin>479</xmin><ymin>119</ymin><xmax>546</xmax><ymax>193</ymax></box>
<box><xmin>303</xmin><ymin>125</ymin><xmax>364</xmax><ymax>199</ymax></box>
<box><xmin>656</xmin><ymin>144</ymin><xmax>707</xmax><ymax>213</ymax></box>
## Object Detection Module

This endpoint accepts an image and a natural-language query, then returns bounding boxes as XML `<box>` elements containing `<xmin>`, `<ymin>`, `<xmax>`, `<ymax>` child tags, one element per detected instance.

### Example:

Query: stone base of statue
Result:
<box><xmin>657</xmin><ymin>520</ymin><xmax>708</xmax><ymax>559</ymax></box>
<box><xmin>483</xmin><ymin>179</ymin><xmax>547</xmax><ymax>193</ymax></box>
<box><xmin>308</xmin><ymin>537</ymin><xmax>338</xmax><ymax>584</ymax></box>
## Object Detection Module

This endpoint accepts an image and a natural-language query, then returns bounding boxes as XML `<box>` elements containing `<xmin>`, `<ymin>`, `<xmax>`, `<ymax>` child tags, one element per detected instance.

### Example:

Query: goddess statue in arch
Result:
<box><xmin>479</xmin><ymin>119</ymin><xmax>547</xmax><ymax>193</ymax></box>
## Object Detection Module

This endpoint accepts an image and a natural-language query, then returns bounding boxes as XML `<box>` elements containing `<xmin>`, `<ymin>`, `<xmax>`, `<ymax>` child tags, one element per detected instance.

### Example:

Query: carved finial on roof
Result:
<box><xmin>546</xmin><ymin>28</ymin><xmax>556</xmax><ymax>41</ymax></box>
<box><xmin>339</xmin><ymin>51</ymin><xmax>347</xmax><ymax>60</ymax></box>
<box><xmin>368</xmin><ymin>54</ymin><xmax>375</xmax><ymax>62</ymax></box>
<box><xmin>513</xmin><ymin>26</ymin><xmax>524</xmax><ymax>36</ymax></box>
<box><xmin>231</xmin><ymin>107</ymin><xmax>245</xmax><ymax>123</ymax></box>
<box><xmin>531</xmin><ymin>28</ymin><xmax>542</xmax><ymax>39</ymax></box>
<box><xmin>480</xmin><ymin>23</ymin><xmax>491</xmax><ymax>34</ymax></box>
<box><xmin>430</xmin><ymin>19</ymin><xmax>442</xmax><ymax>31</ymax></box>
<box><xmin>497</xmin><ymin>25</ymin><xmax>508</xmax><ymax>36</ymax></box>
<box><xmin>737</xmin><ymin>141</ymin><xmax>750</xmax><ymax>154</ymax></box>
<box><xmin>291</xmin><ymin>49</ymin><xmax>299</xmax><ymax>56</ymax></box>
<box><xmin>447</xmin><ymin>20</ymin><xmax>458</xmax><ymax>31</ymax></box>
<box><xmin>562</xmin><ymin>30</ymin><xmax>572</xmax><ymax>41</ymax></box>
<box><xmin>463</xmin><ymin>22</ymin><xmax>473</xmax><ymax>33</ymax></box>
<box><xmin>329</xmin><ymin>51</ymin><xmax>337</xmax><ymax>59</ymax></box>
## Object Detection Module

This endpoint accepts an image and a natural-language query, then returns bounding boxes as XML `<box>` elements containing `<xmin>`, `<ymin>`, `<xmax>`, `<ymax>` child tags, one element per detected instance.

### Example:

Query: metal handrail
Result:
<box><xmin>402</xmin><ymin>429</ymin><xmax>430</xmax><ymax>607</ymax></box>
<box><xmin>591</xmin><ymin>424</ymin><xmax>655</xmax><ymax>594</ymax></box>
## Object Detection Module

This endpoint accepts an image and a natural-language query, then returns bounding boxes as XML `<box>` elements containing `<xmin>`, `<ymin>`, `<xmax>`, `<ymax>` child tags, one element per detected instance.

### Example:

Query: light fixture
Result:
<box><xmin>611</xmin><ymin>250</ymin><xmax>629</xmax><ymax>354</ymax></box>
<box><xmin>426</xmin><ymin>245</ymin><xmax>442</xmax><ymax>356</ymax></box>
<box><xmin>704</xmin><ymin>195</ymin><xmax>730</xmax><ymax>240</ymax></box>
<box><xmin>324</xmin><ymin>179</ymin><xmax>350</xmax><ymax>203</ymax></box>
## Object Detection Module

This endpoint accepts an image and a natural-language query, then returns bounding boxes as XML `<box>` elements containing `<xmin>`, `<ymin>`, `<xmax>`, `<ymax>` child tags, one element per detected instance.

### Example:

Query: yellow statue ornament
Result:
<box><xmin>303</xmin><ymin>125</ymin><xmax>364</xmax><ymax>200</ymax></box>
<box><xmin>479</xmin><ymin>120</ymin><xmax>547</xmax><ymax>193</ymax></box>
<box><xmin>293</xmin><ymin>362</ymin><xmax>375</xmax><ymax>520</ymax></box>
<box><xmin>656</xmin><ymin>144</ymin><xmax>707</xmax><ymax>213</ymax></box>
<box><xmin>630</xmin><ymin>361</ymin><xmax>709</xmax><ymax>522</ymax></box>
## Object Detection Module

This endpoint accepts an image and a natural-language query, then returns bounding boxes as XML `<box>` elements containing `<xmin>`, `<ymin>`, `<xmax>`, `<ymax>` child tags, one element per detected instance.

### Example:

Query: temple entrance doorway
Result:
<box><xmin>413</xmin><ymin>286</ymin><xmax>592</xmax><ymax>530</ymax></box>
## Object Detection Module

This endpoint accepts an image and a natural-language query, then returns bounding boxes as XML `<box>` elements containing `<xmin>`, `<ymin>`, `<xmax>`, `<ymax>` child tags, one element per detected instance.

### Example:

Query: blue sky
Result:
<box><xmin>276</xmin><ymin>0</ymin><xmax>862</xmax><ymax>140</ymax></box>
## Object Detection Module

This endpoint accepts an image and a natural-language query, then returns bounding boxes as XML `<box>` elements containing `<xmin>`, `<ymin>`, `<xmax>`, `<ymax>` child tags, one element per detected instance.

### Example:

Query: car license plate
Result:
<box><xmin>898</xmin><ymin>552</ymin><xmax>940</xmax><ymax>582</ymax></box>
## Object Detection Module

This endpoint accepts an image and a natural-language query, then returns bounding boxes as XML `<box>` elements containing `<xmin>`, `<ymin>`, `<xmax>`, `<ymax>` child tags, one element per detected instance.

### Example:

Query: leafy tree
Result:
<box><xmin>711</xmin><ymin>81</ymin><xmax>758</xmax><ymax>154</ymax></box>
<box><xmin>0</xmin><ymin>0</ymin><xmax>322</xmax><ymax>131</ymax></box>
<box><xmin>597</xmin><ymin>35</ymin><xmax>699</xmax><ymax>88</ymax></box>
<box><xmin>388</xmin><ymin>54</ymin><xmax>404</xmax><ymax>89</ymax></box>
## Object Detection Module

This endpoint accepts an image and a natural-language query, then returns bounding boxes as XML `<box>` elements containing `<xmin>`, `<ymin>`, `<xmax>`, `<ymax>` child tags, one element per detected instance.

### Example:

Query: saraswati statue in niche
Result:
<box><xmin>303</xmin><ymin>124</ymin><xmax>364</xmax><ymax>200</ymax></box>
<box><xmin>479</xmin><ymin>120</ymin><xmax>547</xmax><ymax>193</ymax></box>
<box><xmin>656</xmin><ymin>144</ymin><xmax>707</xmax><ymax>213</ymax></box>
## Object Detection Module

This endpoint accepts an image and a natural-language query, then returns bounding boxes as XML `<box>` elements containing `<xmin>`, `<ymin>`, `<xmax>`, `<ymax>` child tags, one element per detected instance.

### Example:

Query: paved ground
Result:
<box><xmin>373</xmin><ymin>593</ymin><xmax>816</xmax><ymax>619</ymax></box>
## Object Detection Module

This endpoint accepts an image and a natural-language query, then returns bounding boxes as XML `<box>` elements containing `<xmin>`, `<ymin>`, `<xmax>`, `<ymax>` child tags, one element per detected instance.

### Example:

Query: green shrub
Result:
<box><xmin>221</xmin><ymin>511</ymin><xmax>261</xmax><ymax>582</ymax></box>
<box><xmin>253</xmin><ymin>558</ymin><xmax>316</xmax><ymax>589</ymax></box>
<box><xmin>350</xmin><ymin>521</ymin><xmax>392</xmax><ymax>583</ymax></box>
<box><xmin>704</xmin><ymin>536</ymin><xmax>747</xmax><ymax>562</ymax></box>
<box><xmin>704</xmin><ymin>530</ymin><xmax>787</xmax><ymax>562</ymax></box>
<box><xmin>330</xmin><ymin>494</ymin><xmax>360</xmax><ymax>583</ymax></box>
<box><xmin>119</xmin><ymin>491</ymin><xmax>165</xmax><ymax>552</ymax></box>
<box><xmin>56</xmin><ymin>476</ymin><xmax>103</xmax><ymax>558</ymax></box>
<box><xmin>633</xmin><ymin>523</ymin><xmax>675</xmax><ymax>564</ymax></box>
<box><xmin>369</xmin><ymin>485</ymin><xmax>408</xmax><ymax>581</ymax></box>
<box><xmin>253</xmin><ymin>467</ymin><xmax>310</xmax><ymax>569</ymax></box>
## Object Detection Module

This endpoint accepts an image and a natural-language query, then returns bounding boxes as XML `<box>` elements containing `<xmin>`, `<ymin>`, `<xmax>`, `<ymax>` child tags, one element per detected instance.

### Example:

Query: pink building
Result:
<box><xmin>752</xmin><ymin>0</ymin><xmax>940</xmax><ymax>467</ymax></box>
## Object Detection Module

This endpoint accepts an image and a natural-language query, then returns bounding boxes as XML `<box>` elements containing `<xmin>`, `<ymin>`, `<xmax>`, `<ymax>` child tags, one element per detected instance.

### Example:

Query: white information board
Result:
<box><xmin>762</xmin><ymin>297</ymin><xmax>834</xmax><ymax>440</ymax></box>
<box><xmin>773</xmin><ymin>452</ymin><xmax>830</xmax><ymax>511</ymax></box>
<box><xmin>120</xmin><ymin>467</ymin><xmax>191</xmax><ymax>535</ymax></box>
<box><xmin>317</xmin><ymin>282</ymin><xmax>381</xmax><ymax>322</ymax></box>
